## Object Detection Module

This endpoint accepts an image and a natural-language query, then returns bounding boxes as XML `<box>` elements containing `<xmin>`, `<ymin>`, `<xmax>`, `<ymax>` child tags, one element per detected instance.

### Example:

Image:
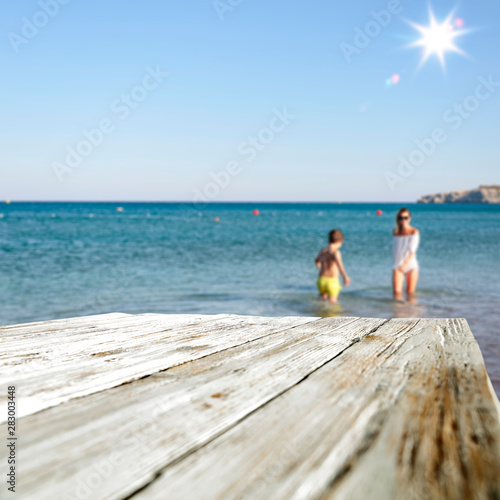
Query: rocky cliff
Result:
<box><xmin>417</xmin><ymin>185</ymin><xmax>500</xmax><ymax>204</ymax></box>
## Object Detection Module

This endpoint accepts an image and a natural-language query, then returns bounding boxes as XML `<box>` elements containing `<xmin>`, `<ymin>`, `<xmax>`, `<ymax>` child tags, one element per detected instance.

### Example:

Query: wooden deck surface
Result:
<box><xmin>1</xmin><ymin>313</ymin><xmax>500</xmax><ymax>499</ymax></box>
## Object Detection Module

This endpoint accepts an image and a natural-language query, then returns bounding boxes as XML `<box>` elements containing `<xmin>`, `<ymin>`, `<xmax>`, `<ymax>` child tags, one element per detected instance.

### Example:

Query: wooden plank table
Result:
<box><xmin>1</xmin><ymin>313</ymin><xmax>499</xmax><ymax>499</ymax></box>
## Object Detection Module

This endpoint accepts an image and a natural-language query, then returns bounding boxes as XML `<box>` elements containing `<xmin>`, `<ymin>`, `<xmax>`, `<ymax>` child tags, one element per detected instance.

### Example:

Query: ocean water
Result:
<box><xmin>1</xmin><ymin>202</ymin><xmax>499</xmax><ymax>393</ymax></box>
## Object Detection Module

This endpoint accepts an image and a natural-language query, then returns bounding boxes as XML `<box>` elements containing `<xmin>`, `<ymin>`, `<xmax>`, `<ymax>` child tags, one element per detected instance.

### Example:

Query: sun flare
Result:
<box><xmin>409</xmin><ymin>10</ymin><xmax>468</xmax><ymax>70</ymax></box>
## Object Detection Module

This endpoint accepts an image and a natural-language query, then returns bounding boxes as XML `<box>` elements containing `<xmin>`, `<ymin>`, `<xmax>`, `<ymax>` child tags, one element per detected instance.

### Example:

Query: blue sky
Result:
<box><xmin>1</xmin><ymin>0</ymin><xmax>499</xmax><ymax>201</ymax></box>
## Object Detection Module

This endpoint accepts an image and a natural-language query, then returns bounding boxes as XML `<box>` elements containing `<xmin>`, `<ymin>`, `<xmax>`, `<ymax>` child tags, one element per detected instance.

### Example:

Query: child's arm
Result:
<box><xmin>314</xmin><ymin>250</ymin><xmax>323</xmax><ymax>269</ymax></box>
<box><xmin>334</xmin><ymin>250</ymin><xmax>351</xmax><ymax>286</ymax></box>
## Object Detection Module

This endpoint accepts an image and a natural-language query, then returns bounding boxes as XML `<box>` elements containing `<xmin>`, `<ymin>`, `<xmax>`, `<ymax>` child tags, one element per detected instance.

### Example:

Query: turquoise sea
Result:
<box><xmin>1</xmin><ymin>202</ymin><xmax>499</xmax><ymax>393</ymax></box>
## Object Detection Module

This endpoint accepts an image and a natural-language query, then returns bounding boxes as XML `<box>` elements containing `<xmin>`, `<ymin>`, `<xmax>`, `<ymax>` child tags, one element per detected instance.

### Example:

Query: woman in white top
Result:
<box><xmin>392</xmin><ymin>207</ymin><xmax>420</xmax><ymax>300</ymax></box>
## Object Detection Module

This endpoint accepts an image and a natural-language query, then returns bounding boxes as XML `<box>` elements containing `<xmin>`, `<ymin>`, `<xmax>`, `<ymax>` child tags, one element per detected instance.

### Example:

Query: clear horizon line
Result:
<box><xmin>2</xmin><ymin>200</ymin><xmax>418</xmax><ymax>204</ymax></box>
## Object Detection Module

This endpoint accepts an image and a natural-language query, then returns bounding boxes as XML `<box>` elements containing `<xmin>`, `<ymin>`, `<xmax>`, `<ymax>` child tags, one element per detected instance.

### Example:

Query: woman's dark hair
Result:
<box><xmin>329</xmin><ymin>229</ymin><xmax>344</xmax><ymax>244</ymax></box>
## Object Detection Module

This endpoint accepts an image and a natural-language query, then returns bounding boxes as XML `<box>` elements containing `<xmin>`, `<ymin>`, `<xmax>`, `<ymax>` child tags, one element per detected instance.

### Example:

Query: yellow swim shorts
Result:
<box><xmin>317</xmin><ymin>276</ymin><xmax>342</xmax><ymax>298</ymax></box>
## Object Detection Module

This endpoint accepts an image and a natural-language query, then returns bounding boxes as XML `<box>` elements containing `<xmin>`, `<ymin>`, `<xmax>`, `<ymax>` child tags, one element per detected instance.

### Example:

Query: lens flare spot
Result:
<box><xmin>385</xmin><ymin>74</ymin><xmax>400</xmax><ymax>88</ymax></box>
<box><xmin>454</xmin><ymin>18</ymin><xmax>464</xmax><ymax>28</ymax></box>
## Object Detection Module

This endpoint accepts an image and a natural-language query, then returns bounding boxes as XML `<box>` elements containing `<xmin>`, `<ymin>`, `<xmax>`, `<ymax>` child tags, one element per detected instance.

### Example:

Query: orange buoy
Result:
<box><xmin>376</xmin><ymin>209</ymin><xmax>383</xmax><ymax>216</ymax></box>
<box><xmin>253</xmin><ymin>209</ymin><xmax>260</xmax><ymax>216</ymax></box>
<box><xmin>214</xmin><ymin>216</ymin><xmax>220</xmax><ymax>222</ymax></box>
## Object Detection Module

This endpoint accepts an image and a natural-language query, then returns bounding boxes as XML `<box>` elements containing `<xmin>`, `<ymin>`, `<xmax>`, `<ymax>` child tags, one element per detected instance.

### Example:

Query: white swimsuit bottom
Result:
<box><xmin>393</xmin><ymin>233</ymin><xmax>420</xmax><ymax>274</ymax></box>
<box><xmin>393</xmin><ymin>258</ymin><xmax>419</xmax><ymax>273</ymax></box>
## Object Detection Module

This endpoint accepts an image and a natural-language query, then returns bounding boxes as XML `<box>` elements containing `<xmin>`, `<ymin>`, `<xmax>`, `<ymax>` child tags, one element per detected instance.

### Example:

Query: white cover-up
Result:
<box><xmin>393</xmin><ymin>233</ymin><xmax>420</xmax><ymax>272</ymax></box>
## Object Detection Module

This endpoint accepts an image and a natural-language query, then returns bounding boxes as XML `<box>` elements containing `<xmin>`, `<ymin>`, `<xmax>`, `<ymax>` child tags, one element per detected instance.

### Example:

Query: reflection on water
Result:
<box><xmin>310</xmin><ymin>293</ymin><xmax>427</xmax><ymax>319</ymax></box>
<box><xmin>312</xmin><ymin>300</ymin><xmax>344</xmax><ymax>318</ymax></box>
<box><xmin>391</xmin><ymin>296</ymin><xmax>427</xmax><ymax>318</ymax></box>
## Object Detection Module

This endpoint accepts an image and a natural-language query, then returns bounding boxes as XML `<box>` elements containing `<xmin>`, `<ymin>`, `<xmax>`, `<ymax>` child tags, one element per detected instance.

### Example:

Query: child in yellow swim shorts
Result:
<box><xmin>314</xmin><ymin>229</ymin><xmax>351</xmax><ymax>303</ymax></box>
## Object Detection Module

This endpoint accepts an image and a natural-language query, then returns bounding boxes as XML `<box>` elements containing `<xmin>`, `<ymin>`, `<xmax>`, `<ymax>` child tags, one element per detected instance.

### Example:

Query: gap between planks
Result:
<box><xmin>0</xmin><ymin>313</ymin><xmax>320</xmax><ymax>422</ymax></box>
<box><xmin>127</xmin><ymin>318</ymin><xmax>500</xmax><ymax>500</ymax></box>
<box><xmin>13</xmin><ymin>317</ymin><xmax>382</xmax><ymax>500</ymax></box>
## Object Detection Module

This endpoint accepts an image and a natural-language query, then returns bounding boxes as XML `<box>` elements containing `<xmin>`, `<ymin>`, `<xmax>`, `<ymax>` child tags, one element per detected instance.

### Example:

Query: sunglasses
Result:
<box><xmin>398</xmin><ymin>215</ymin><xmax>410</xmax><ymax>221</ymax></box>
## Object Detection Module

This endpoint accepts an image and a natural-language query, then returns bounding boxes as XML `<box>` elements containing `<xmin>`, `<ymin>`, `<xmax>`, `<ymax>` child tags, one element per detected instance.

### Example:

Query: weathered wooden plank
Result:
<box><xmin>0</xmin><ymin>313</ymin><xmax>225</xmax><ymax>342</ymax></box>
<box><xmin>0</xmin><ymin>314</ymin><xmax>315</xmax><ymax>421</ymax></box>
<box><xmin>130</xmin><ymin>318</ymin><xmax>500</xmax><ymax>500</ymax></box>
<box><xmin>0</xmin><ymin>313</ymin><xmax>230</xmax><ymax>418</ymax></box>
<box><xmin>325</xmin><ymin>319</ymin><xmax>500</xmax><ymax>500</ymax></box>
<box><xmin>0</xmin><ymin>313</ymin><xmax>230</xmax><ymax>362</ymax></box>
<box><xmin>14</xmin><ymin>317</ymin><xmax>385</xmax><ymax>500</ymax></box>
<box><xmin>0</xmin><ymin>312</ymin><xmax>132</xmax><ymax>335</ymax></box>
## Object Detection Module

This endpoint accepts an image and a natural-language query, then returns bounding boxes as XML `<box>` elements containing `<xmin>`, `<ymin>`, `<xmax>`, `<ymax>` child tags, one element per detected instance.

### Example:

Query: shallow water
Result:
<box><xmin>1</xmin><ymin>202</ymin><xmax>499</xmax><ymax>394</ymax></box>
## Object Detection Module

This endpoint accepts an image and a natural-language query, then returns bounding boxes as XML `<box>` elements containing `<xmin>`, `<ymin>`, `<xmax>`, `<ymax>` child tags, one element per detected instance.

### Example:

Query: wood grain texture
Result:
<box><xmin>0</xmin><ymin>313</ymin><xmax>132</xmax><ymax>336</ymax></box>
<box><xmin>130</xmin><ymin>318</ymin><xmax>500</xmax><ymax>500</ymax></box>
<box><xmin>2</xmin><ymin>314</ymin><xmax>499</xmax><ymax>500</ymax></box>
<box><xmin>0</xmin><ymin>313</ymin><xmax>315</xmax><ymax>420</ymax></box>
<box><xmin>325</xmin><ymin>319</ymin><xmax>500</xmax><ymax>500</ymax></box>
<box><xmin>14</xmin><ymin>317</ymin><xmax>381</xmax><ymax>500</ymax></box>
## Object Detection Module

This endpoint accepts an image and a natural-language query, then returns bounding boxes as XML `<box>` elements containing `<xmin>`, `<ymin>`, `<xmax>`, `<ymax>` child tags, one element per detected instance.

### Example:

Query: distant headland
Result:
<box><xmin>417</xmin><ymin>185</ymin><xmax>500</xmax><ymax>204</ymax></box>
